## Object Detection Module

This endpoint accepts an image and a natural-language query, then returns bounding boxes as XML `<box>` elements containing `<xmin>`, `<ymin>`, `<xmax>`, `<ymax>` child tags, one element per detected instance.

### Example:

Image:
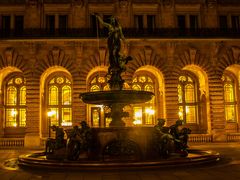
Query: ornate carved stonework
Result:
<box><xmin>189</xmin><ymin>48</ymin><xmax>197</xmax><ymax>62</ymax></box>
<box><xmin>72</xmin><ymin>0</ymin><xmax>84</xmax><ymax>7</ymax></box>
<box><xmin>206</xmin><ymin>0</ymin><xmax>217</xmax><ymax>9</ymax></box>
<box><xmin>119</xmin><ymin>0</ymin><xmax>129</xmax><ymax>12</ymax></box>
<box><xmin>162</xmin><ymin>0</ymin><xmax>174</xmax><ymax>8</ymax></box>
<box><xmin>4</xmin><ymin>48</ymin><xmax>15</xmax><ymax>66</ymax></box>
<box><xmin>231</xmin><ymin>46</ymin><xmax>240</xmax><ymax>61</ymax></box>
<box><xmin>27</xmin><ymin>0</ymin><xmax>38</xmax><ymax>6</ymax></box>
<box><xmin>166</xmin><ymin>42</ymin><xmax>176</xmax><ymax>56</ymax></box>
<box><xmin>213</xmin><ymin>41</ymin><xmax>224</xmax><ymax>57</ymax></box>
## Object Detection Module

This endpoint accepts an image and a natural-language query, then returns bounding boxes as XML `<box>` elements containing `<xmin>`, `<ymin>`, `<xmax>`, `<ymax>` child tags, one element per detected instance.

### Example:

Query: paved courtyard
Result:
<box><xmin>0</xmin><ymin>143</ymin><xmax>240</xmax><ymax>180</ymax></box>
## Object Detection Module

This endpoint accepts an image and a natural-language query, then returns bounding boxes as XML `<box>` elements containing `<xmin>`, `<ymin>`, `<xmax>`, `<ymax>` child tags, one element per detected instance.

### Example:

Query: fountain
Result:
<box><xmin>16</xmin><ymin>15</ymin><xmax>220</xmax><ymax>171</ymax></box>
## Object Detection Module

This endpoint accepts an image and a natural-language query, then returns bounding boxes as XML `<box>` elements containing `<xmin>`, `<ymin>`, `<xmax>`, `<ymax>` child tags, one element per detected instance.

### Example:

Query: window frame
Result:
<box><xmin>46</xmin><ymin>73</ymin><xmax>72</xmax><ymax>127</ymax></box>
<box><xmin>4</xmin><ymin>74</ymin><xmax>26</xmax><ymax>128</ymax></box>
<box><xmin>222</xmin><ymin>73</ymin><xmax>237</xmax><ymax>122</ymax></box>
<box><xmin>178</xmin><ymin>73</ymin><xmax>199</xmax><ymax>124</ymax></box>
<box><xmin>132</xmin><ymin>72</ymin><xmax>156</xmax><ymax>126</ymax></box>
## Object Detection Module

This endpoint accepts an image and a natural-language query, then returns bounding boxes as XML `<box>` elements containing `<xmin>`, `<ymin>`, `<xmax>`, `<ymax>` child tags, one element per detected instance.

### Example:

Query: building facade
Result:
<box><xmin>0</xmin><ymin>0</ymin><xmax>240</xmax><ymax>147</ymax></box>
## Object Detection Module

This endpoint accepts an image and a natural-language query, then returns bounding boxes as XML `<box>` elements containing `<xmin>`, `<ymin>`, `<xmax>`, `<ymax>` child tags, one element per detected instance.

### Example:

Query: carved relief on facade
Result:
<box><xmin>166</xmin><ymin>42</ymin><xmax>176</xmax><ymax>57</ymax></box>
<box><xmin>162</xmin><ymin>0</ymin><xmax>174</xmax><ymax>8</ymax></box>
<box><xmin>206</xmin><ymin>0</ymin><xmax>217</xmax><ymax>9</ymax></box>
<box><xmin>119</xmin><ymin>0</ymin><xmax>129</xmax><ymax>12</ymax></box>
<box><xmin>144</xmin><ymin>46</ymin><xmax>153</xmax><ymax>64</ymax></box>
<box><xmin>3</xmin><ymin>48</ymin><xmax>22</xmax><ymax>67</ymax></box>
<box><xmin>98</xmin><ymin>47</ymin><xmax>108</xmax><ymax>66</ymax></box>
<box><xmin>72</xmin><ymin>0</ymin><xmax>84</xmax><ymax>8</ymax></box>
<box><xmin>231</xmin><ymin>46</ymin><xmax>240</xmax><ymax>62</ymax></box>
<box><xmin>47</xmin><ymin>47</ymin><xmax>69</xmax><ymax>67</ymax></box>
<box><xmin>27</xmin><ymin>0</ymin><xmax>38</xmax><ymax>6</ymax></box>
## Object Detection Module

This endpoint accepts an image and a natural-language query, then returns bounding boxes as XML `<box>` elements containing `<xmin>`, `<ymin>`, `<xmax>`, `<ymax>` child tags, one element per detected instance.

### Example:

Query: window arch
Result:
<box><xmin>89</xmin><ymin>75</ymin><xmax>110</xmax><ymax>92</ymax></box>
<box><xmin>222</xmin><ymin>74</ymin><xmax>237</xmax><ymax>122</ymax></box>
<box><xmin>132</xmin><ymin>74</ymin><xmax>156</xmax><ymax>125</ymax></box>
<box><xmin>46</xmin><ymin>74</ymin><xmax>72</xmax><ymax>126</ymax></box>
<box><xmin>178</xmin><ymin>74</ymin><xmax>199</xmax><ymax>124</ymax></box>
<box><xmin>5</xmin><ymin>75</ymin><xmax>26</xmax><ymax>127</ymax></box>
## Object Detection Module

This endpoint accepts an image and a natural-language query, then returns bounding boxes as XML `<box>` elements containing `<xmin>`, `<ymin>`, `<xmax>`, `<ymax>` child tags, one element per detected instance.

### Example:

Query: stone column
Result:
<box><xmin>165</xmin><ymin>42</ymin><xmax>179</xmax><ymax>126</ymax></box>
<box><xmin>24</xmin><ymin>42</ymin><xmax>41</xmax><ymax>147</ymax></box>
<box><xmin>209</xmin><ymin>74</ymin><xmax>226</xmax><ymax>141</ymax></box>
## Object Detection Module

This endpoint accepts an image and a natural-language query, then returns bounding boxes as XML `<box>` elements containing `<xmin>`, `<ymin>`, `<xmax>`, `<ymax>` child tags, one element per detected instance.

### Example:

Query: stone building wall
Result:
<box><xmin>0</xmin><ymin>0</ymin><xmax>239</xmax><ymax>146</ymax></box>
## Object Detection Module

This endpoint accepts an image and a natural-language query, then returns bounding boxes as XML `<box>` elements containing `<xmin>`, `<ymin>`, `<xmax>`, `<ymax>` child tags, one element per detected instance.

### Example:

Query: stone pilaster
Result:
<box><xmin>208</xmin><ymin>74</ymin><xmax>226</xmax><ymax>141</ymax></box>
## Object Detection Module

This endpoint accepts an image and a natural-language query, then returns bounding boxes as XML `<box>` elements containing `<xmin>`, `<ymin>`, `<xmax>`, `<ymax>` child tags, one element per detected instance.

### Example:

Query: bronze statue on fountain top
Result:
<box><xmin>94</xmin><ymin>14</ymin><xmax>132</xmax><ymax>90</ymax></box>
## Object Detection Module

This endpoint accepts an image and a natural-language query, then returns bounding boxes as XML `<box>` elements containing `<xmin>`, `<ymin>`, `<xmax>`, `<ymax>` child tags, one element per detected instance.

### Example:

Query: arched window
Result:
<box><xmin>88</xmin><ymin>74</ymin><xmax>129</xmax><ymax>127</ymax></box>
<box><xmin>222</xmin><ymin>74</ymin><xmax>236</xmax><ymax>122</ymax></box>
<box><xmin>47</xmin><ymin>75</ymin><xmax>72</xmax><ymax>126</ymax></box>
<box><xmin>178</xmin><ymin>74</ymin><xmax>198</xmax><ymax>123</ymax></box>
<box><xmin>89</xmin><ymin>74</ymin><xmax>110</xmax><ymax>127</ymax></box>
<box><xmin>132</xmin><ymin>74</ymin><xmax>155</xmax><ymax>125</ymax></box>
<box><xmin>5</xmin><ymin>76</ymin><xmax>26</xmax><ymax>127</ymax></box>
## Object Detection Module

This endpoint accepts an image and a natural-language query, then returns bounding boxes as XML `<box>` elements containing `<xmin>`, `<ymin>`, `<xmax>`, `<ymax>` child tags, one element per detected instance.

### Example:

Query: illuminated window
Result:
<box><xmin>178</xmin><ymin>74</ymin><xmax>198</xmax><ymax>123</ymax></box>
<box><xmin>132</xmin><ymin>74</ymin><xmax>155</xmax><ymax>125</ymax></box>
<box><xmin>89</xmin><ymin>74</ymin><xmax>110</xmax><ymax>127</ymax></box>
<box><xmin>5</xmin><ymin>75</ymin><xmax>26</xmax><ymax>127</ymax></box>
<box><xmin>47</xmin><ymin>75</ymin><xmax>72</xmax><ymax>126</ymax></box>
<box><xmin>91</xmin><ymin>107</ymin><xmax>100</xmax><ymax>127</ymax></box>
<box><xmin>222</xmin><ymin>74</ymin><xmax>236</xmax><ymax>122</ymax></box>
<box><xmin>89</xmin><ymin>75</ymin><xmax>109</xmax><ymax>92</ymax></box>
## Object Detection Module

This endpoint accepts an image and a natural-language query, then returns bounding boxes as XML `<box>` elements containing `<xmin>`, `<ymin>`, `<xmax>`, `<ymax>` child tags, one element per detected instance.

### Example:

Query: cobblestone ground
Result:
<box><xmin>1</xmin><ymin>143</ymin><xmax>240</xmax><ymax>180</ymax></box>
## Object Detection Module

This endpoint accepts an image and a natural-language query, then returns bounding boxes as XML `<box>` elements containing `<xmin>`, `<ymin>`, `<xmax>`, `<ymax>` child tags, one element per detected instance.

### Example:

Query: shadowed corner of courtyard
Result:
<box><xmin>0</xmin><ymin>143</ymin><xmax>240</xmax><ymax>180</ymax></box>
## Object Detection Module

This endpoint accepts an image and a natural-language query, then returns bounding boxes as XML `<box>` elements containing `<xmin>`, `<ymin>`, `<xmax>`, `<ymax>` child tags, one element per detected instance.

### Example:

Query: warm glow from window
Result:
<box><xmin>11</xmin><ymin>109</ymin><xmax>17</xmax><ymax>116</ymax></box>
<box><xmin>20</xmin><ymin>86</ymin><xmax>26</xmax><ymax>105</ymax></box>
<box><xmin>132</xmin><ymin>84</ymin><xmax>141</xmax><ymax>91</ymax></box>
<box><xmin>222</xmin><ymin>74</ymin><xmax>236</xmax><ymax>122</ymax></box>
<box><xmin>145</xmin><ymin>107</ymin><xmax>155</xmax><ymax>125</ymax></box>
<box><xmin>185</xmin><ymin>106</ymin><xmax>196</xmax><ymax>123</ymax></box>
<box><xmin>224</xmin><ymin>84</ymin><xmax>234</xmax><ymax>102</ymax></box>
<box><xmin>178</xmin><ymin>106</ymin><xmax>183</xmax><ymax>120</ymax></box>
<box><xmin>145</xmin><ymin>108</ymin><xmax>155</xmax><ymax>115</ymax></box>
<box><xmin>5</xmin><ymin>75</ymin><xmax>26</xmax><ymax>128</ymax></box>
<box><xmin>92</xmin><ymin>108</ymin><xmax>100</xmax><ymax>127</ymax></box>
<box><xmin>19</xmin><ymin>109</ymin><xmax>26</xmax><ymax>127</ymax></box>
<box><xmin>135</xmin><ymin>111</ymin><xmax>142</xmax><ymax>118</ymax></box>
<box><xmin>185</xmin><ymin>84</ymin><xmax>195</xmax><ymax>103</ymax></box>
<box><xmin>48</xmin><ymin>108</ymin><xmax>58</xmax><ymax>126</ymax></box>
<box><xmin>7</xmin><ymin>86</ymin><xmax>17</xmax><ymax>105</ymax></box>
<box><xmin>62</xmin><ymin>85</ymin><xmax>71</xmax><ymax>105</ymax></box>
<box><xmin>47</xmin><ymin>75</ymin><xmax>72</xmax><ymax>127</ymax></box>
<box><xmin>178</xmin><ymin>85</ymin><xmax>183</xmax><ymax>103</ymax></box>
<box><xmin>225</xmin><ymin>105</ymin><xmax>235</xmax><ymax>121</ymax></box>
<box><xmin>49</xmin><ymin>86</ymin><xmax>58</xmax><ymax>105</ymax></box>
<box><xmin>133</xmin><ymin>107</ymin><xmax>142</xmax><ymax>125</ymax></box>
<box><xmin>62</xmin><ymin>108</ymin><xmax>72</xmax><ymax>126</ymax></box>
<box><xmin>133</xmin><ymin>119</ymin><xmax>142</xmax><ymax>125</ymax></box>
<box><xmin>47</xmin><ymin>110</ymin><xmax>56</xmax><ymax>117</ymax></box>
<box><xmin>132</xmin><ymin>74</ymin><xmax>156</xmax><ymax>125</ymax></box>
<box><xmin>178</xmin><ymin>74</ymin><xmax>197</xmax><ymax>123</ymax></box>
<box><xmin>6</xmin><ymin>109</ymin><xmax>17</xmax><ymax>127</ymax></box>
<box><xmin>90</xmin><ymin>85</ymin><xmax>100</xmax><ymax>92</ymax></box>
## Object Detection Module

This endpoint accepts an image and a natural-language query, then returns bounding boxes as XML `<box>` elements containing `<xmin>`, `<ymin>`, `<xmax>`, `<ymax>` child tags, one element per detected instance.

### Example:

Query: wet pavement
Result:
<box><xmin>0</xmin><ymin>142</ymin><xmax>240</xmax><ymax>180</ymax></box>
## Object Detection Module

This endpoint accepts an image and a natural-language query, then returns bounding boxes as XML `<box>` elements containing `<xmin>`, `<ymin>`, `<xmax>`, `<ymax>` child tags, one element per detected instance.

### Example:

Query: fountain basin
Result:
<box><xmin>17</xmin><ymin>150</ymin><xmax>220</xmax><ymax>171</ymax></box>
<box><xmin>17</xmin><ymin>127</ymin><xmax>220</xmax><ymax>171</ymax></box>
<box><xmin>80</xmin><ymin>90</ymin><xmax>154</xmax><ymax>105</ymax></box>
